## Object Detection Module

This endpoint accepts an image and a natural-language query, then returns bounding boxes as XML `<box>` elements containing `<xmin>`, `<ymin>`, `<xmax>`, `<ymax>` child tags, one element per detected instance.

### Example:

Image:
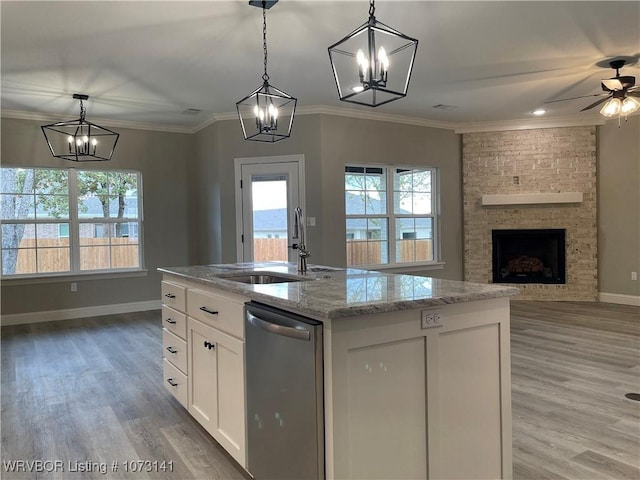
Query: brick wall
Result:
<box><xmin>462</xmin><ymin>126</ymin><xmax>597</xmax><ymax>300</ymax></box>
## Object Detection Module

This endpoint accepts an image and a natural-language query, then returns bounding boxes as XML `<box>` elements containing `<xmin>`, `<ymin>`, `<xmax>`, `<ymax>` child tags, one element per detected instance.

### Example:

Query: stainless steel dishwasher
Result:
<box><xmin>245</xmin><ymin>301</ymin><xmax>324</xmax><ymax>480</ymax></box>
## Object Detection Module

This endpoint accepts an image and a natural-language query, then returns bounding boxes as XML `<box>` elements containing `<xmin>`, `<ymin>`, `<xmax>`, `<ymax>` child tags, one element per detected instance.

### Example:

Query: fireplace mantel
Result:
<box><xmin>481</xmin><ymin>192</ymin><xmax>583</xmax><ymax>206</ymax></box>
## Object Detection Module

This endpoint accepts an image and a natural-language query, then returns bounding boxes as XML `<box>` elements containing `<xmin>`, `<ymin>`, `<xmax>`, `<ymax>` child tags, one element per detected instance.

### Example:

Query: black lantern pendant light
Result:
<box><xmin>236</xmin><ymin>0</ymin><xmax>297</xmax><ymax>143</ymax></box>
<box><xmin>41</xmin><ymin>94</ymin><xmax>119</xmax><ymax>162</ymax></box>
<box><xmin>328</xmin><ymin>0</ymin><xmax>418</xmax><ymax>107</ymax></box>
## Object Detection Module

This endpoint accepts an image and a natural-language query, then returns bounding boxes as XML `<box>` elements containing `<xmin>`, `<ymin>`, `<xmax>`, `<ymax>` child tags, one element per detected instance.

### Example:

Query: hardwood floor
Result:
<box><xmin>510</xmin><ymin>301</ymin><xmax>640</xmax><ymax>480</ymax></box>
<box><xmin>1</xmin><ymin>301</ymin><xmax>638</xmax><ymax>479</ymax></box>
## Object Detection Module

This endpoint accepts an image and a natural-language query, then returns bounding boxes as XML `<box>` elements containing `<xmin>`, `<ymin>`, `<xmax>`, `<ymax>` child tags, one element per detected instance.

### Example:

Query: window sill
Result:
<box><xmin>355</xmin><ymin>262</ymin><xmax>446</xmax><ymax>274</ymax></box>
<box><xmin>1</xmin><ymin>269</ymin><xmax>148</xmax><ymax>286</ymax></box>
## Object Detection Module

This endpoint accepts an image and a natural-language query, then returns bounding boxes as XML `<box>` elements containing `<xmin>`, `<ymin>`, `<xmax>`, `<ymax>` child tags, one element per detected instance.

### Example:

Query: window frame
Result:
<box><xmin>1</xmin><ymin>166</ymin><xmax>144</xmax><ymax>279</ymax></box>
<box><xmin>345</xmin><ymin>163</ymin><xmax>440</xmax><ymax>269</ymax></box>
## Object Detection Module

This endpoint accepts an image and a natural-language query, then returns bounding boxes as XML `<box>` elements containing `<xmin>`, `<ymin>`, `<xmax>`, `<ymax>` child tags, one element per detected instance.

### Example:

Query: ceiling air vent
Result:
<box><xmin>181</xmin><ymin>108</ymin><xmax>202</xmax><ymax>116</ymax></box>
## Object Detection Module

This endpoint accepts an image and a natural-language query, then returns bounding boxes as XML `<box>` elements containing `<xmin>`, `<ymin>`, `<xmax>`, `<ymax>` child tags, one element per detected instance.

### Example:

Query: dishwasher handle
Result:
<box><xmin>246</xmin><ymin>311</ymin><xmax>311</xmax><ymax>341</ymax></box>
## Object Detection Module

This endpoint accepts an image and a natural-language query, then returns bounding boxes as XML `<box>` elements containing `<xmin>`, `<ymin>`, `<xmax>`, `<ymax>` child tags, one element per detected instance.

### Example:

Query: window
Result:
<box><xmin>1</xmin><ymin>167</ymin><xmax>143</xmax><ymax>277</ymax></box>
<box><xmin>345</xmin><ymin>165</ymin><xmax>437</xmax><ymax>267</ymax></box>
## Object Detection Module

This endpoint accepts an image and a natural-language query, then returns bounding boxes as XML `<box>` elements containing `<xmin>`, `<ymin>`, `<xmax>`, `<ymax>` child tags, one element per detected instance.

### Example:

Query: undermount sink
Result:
<box><xmin>223</xmin><ymin>274</ymin><xmax>303</xmax><ymax>285</ymax></box>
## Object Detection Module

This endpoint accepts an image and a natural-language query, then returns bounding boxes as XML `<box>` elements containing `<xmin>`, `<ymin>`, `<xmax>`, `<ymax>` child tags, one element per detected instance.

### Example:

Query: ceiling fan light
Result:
<box><xmin>621</xmin><ymin>97</ymin><xmax>640</xmax><ymax>115</ymax></box>
<box><xmin>600</xmin><ymin>97</ymin><xmax>622</xmax><ymax>117</ymax></box>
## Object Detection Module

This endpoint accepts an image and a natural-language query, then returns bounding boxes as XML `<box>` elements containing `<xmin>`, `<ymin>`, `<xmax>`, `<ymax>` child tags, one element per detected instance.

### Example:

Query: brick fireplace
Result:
<box><xmin>462</xmin><ymin>126</ymin><xmax>597</xmax><ymax>301</ymax></box>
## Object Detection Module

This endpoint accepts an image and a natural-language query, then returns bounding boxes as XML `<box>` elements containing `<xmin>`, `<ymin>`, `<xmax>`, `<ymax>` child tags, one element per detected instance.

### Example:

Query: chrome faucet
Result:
<box><xmin>293</xmin><ymin>207</ymin><xmax>310</xmax><ymax>273</ymax></box>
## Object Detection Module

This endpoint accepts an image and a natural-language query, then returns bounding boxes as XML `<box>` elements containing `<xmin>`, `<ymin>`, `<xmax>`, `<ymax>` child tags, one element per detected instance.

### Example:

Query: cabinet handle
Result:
<box><xmin>165</xmin><ymin>318</ymin><xmax>177</xmax><ymax>324</ymax></box>
<box><xmin>167</xmin><ymin>378</ymin><xmax>178</xmax><ymax>387</ymax></box>
<box><xmin>164</xmin><ymin>293</ymin><xmax>176</xmax><ymax>299</ymax></box>
<box><xmin>203</xmin><ymin>341</ymin><xmax>215</xmax><ymax>350</ymax></box>
<box><xmin>166</xmin><ymin>346</ymin><xmax>177</xmax><ymax>354</ymax></box>
<box><xmin>199</xmin><ymin>306</ymin><xmax>219</xmax><ymax>316</ymax></box>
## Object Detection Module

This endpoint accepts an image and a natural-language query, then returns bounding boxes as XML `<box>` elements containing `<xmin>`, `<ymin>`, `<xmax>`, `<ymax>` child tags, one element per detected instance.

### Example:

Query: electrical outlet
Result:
<box><xmin>70</xmin><ymin>282</ymin><xmax>77</xmax><ymax>292</ymax></box>
<box><xmin>632</xmin><ymin>272</ymin><xmax>638</xmax><ymax>281</ymax></box>
<box><xmin>306</xmin><ymin>216</ymin><xmax>316</xmax><ymax>227</ymax></box>
<box><xmin>421</xmin><ymin>310</ymin><xmax>443</xmax><ymax>329</ymax></box>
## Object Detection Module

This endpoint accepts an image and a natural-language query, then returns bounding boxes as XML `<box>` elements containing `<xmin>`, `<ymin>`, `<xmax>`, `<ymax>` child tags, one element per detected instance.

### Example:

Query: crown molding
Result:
<box><xmin>0</xmin><ymin>109</ymin><xmax>194</xmax><ymax>134</ymax></box>
<box><xmin>3</xmin><ymin>106</ymin><xmax>618</xmax><ymax>136</ymax></box>
<box><xmin>454</xmin><ymin>114</ymin><xmax>606</xmax><ymax>133</ymax></box>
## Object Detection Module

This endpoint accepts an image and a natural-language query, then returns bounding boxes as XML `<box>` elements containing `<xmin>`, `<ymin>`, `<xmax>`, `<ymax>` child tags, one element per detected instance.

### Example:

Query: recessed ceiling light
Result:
<box><xmin>532</xmin><ymin>109</ymin><xmax>546</xmax><ymax>116</ymax></box>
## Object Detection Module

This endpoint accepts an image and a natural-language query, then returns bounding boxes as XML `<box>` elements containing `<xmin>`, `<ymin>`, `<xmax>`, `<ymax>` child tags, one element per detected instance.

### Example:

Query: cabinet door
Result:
<box><xmin>214</xmin><ymin>329</ymin><xmax>246</xmax><ymax>468</ymax></box>
<box><xmin>187</xmin><ymin>317</ymin><xmax>246</xmax><ymax>468</ymax></box>
<box><xmin>188</xmin><ymin>318</ymin><xmax>218</xmax><ymax>433</ymax></box>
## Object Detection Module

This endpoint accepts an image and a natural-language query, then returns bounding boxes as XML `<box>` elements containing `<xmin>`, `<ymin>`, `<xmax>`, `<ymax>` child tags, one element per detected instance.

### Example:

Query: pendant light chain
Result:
<box><xmin>79</xmin><ymin>98</ymin><xmax>86</xmax><ymax>122</ymax></box>
<box><xmin>369</xmin><ymin>0</ymin><xmax>375</xmax><ymax>17</ymax></box>
<box><xmin>262</xmin><ymin>2</ymin><xmax>269</xmax><ymax>83</ymax></box>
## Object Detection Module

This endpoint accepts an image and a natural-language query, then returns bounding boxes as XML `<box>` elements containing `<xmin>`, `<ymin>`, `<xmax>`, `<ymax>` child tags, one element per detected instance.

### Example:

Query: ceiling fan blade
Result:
<box><xmin>544</xmin><ymin>93</ymin><xmax>606</xmax><ymax>104</ymax></box>
<box><xmin>581</xmin><ymin>96</ymin><xmax>611</xmax><ymax>111</ymax></box>
<box><xmin>628</xmin><ymin>91</ymin><xmax>640</xmax><ymax>97</ymax></box>
<box><xmin>602</xmin><ymin>79</ymin><xmax>623</xmax><ymax>91</ymax></box>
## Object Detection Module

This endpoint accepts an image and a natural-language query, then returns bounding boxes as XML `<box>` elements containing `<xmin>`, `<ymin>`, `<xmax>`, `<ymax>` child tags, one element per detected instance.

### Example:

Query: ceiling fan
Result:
<box><xmin>546</xmin><ymin>59</ymin><xmax>640</xmax><ymax>117</ymax></box>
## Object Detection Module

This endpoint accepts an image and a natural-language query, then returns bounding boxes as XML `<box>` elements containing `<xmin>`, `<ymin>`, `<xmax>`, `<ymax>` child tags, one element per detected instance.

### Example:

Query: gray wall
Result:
<box><xmin>1</xmin><ymin>118</ymin><xmax>193</xmax><ymax>315</ymax></box>
<box><xmin>597</xmin><ymin>115</ymin><xmax>640</xmax><ymax>297</ymax></box>
<box><xmin>2</xmin><ymin>112</ymin><xmax>636</xmax><ymax>316</ymax></box>
<box><xmin>190</xmin><ymin>114</ymin><xmax>463</xmax><ymax>280</ymax></box>
<box><xmin>318</xmin><ymin>115</ymin><xmax>463</xmax><ymax>279</ymax></box>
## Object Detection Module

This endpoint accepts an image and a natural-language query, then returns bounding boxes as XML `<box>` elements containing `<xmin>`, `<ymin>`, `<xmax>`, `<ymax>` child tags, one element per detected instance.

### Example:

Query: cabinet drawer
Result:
<box><xmin>162</xmin><ymin>306</ymin><xmax>187</xmax><ymax>340</ymax></box>
<box><xmin>161</xmin><ymin>281</ymin><xmax>186</xmax><ymax>312</ymax></box>
<box><xmin>163</xmin><ymin>358</ymin><xmax>187</xmax><ymax>407</ymax></box>
<box><xmin>163</xmin><ymin>328</ymin><xmax>187</xmax><ymax>374</ymax></box>
<box><xmin>187</xmin><ymin>289</ymin><xmax>244</xmax><ymax>339</ymax></box>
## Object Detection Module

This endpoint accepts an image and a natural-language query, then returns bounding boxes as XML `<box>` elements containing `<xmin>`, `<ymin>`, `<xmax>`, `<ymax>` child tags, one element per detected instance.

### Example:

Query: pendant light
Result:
<box><xmin>236</xmin><ymin>0</ymin><xmax>297</xmax><ymax>143</ymax></box>
<box><xmin>41</xmin><ymin>94</ymin><xmax>119</xmax><ymax>162</ymax></box>
<box><xmin>328</xmin><ymin>0</ymin><xmax>419</xmax><ymax>107</ymax></box>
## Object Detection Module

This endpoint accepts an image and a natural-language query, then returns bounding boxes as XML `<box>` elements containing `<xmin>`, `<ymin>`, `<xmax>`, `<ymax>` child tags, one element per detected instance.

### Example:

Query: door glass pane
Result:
<box><xmin>252</xmin><ymin>178</ymin><xmax>288</xmax><ymax>262</ymax></box>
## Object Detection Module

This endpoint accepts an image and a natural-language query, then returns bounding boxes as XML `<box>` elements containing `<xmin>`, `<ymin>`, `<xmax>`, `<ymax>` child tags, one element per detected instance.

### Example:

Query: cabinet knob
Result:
<box><xmin>164</xmin><ymin>293</ymin><xmax>176</xmax><ymax>299</ymax></box>
<box><xmin>165</xmin><ymin>318</ymin><xmax>177</xmax><ymax>324</ymax></box>
<box><xmin>167</xmin><ymin>378</ymin><xmax>178</xmax><ymax>387</ymax></box>
<box><xmin>166</xmin><ymin>346</ymin><xmax>177</xmax><ymax>354</ymax></box>
<box><xmin>199</xmin><ymin>306</ymin><xmax>219</xmax><ymax>316</ymax></box>
<box><xmin>203</xmin><ymin>341</ymin><xmax>215</xmax><ymax>350</ymax></box>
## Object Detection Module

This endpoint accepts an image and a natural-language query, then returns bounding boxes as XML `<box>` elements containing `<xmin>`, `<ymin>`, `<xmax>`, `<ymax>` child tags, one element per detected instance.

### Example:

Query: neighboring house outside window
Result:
<box><xmin>345</xmin><ymin>165</ymin><xmax>438</xmax><ymax>267</ymax></box>
<box><xmin>1</xmin><ymin>166</ymin><xmax>143</xmax><ymax>277</ymax></box>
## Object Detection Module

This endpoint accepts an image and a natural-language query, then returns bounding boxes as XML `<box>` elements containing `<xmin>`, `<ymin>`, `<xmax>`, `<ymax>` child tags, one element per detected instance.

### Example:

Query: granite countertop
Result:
<box><xmin>158</xmin><ymin>262</ymin><xmax>519</xmax><ymax>319</ymax></box>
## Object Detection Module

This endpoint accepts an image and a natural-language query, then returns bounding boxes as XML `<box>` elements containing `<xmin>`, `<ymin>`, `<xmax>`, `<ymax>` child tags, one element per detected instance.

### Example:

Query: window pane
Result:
<box><xmin>365</xmin><ymin>192</ymin><xmax>386</xmax><ymax>214</ymax></box>
<box><xmin>111</xmin><ymin>245</ymin><xmax>139</xmax><ymax>268</ymax></box>
<box><xmin>2</xmin><ymin>248</ymin><xmax>36</xmax><ymax>275</ymax></box>
<box><xmin>1</xmin><ymin>168</ymin><xmax>35</xmax><ymax>194</ymax></box>
<box><xmin>36</xmin><ymin>195</ymin><xmax>69</xmax><ymax>219</ymax></box>
<box><xmin>35</xmin><ymin>169</ymin><xmax>68</xmax><ymax>194</ymax></box>
<box><xmin>1</xmin><ymin>194</ymin><xmax>35</xmax><ymax>219</ymax></box>
<box><xmin>36</xmin><ymin>224</ymin><xmax>70</xmax><ymax>248</ymax></box>
<box><xmin>80</xmin><ymin>246</ymin><xmax>110</xmax><ymax>270</ymax></box>
<box><xmin>396</xmin><ymin>218</ymin><xmax>433</xmax><ymax>263</ymax></box>
<box><xmin>393</xmin><ymin>168</ymin><xmax>432</xmax><ymax>214</ymax></box>
<box><xmin>37</xmin><ymin>247</ymin><xmax>70</xmax><ymax>273</ymax></box>
<box><xmin>346</xmin><ymin>240</ymin><xmax>368</xmax><ymax>266</ymax></box>
<box><xmin>346</xmin><ymin>191</ymin><xmax>366</xmax><ymax>215</ymax></box>
<box><xmin>80</xmin><ymin>223</ymin><xmax>112</xmax><ymax>245</ymax></box>
<box><xmin>78</xmin><ymin>171</ymin><xmax>138</xmax><ymax>219</ymax></box>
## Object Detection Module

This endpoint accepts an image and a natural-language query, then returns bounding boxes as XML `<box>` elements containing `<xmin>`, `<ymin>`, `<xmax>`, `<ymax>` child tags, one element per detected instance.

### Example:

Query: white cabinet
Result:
<box><xmin>161</xmin><ymin>282</ymin><xmax>188</xmax><ymax>408</ymax></box>
<box><xmin>161</xmin><ymin>275</ymin><xmax>248</xmax><ymax>470</ymax></box>
<box><xmin>187</xmin><ymin>317</ymin><xmax>246</xmax><ymax>467</ymax></box>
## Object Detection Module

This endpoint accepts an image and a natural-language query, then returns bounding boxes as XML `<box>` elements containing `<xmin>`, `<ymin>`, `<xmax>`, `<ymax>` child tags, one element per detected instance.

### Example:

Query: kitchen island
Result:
<box><xmin>158</xmin><ymin>263</ymin><xmax>519</xmax><ymax>480</ymax></box>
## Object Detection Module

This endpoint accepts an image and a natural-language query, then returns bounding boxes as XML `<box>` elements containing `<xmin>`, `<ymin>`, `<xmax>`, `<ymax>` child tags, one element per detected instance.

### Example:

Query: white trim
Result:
<box><xmin>598</xmin><ymin>293</ymin><xmax>640</xmax><ymax>307</ymax></box>
<box><xmin>0</xmin><ymin>299</ymin><xmax>161</xmax><ymax>326</ymax></box>
<box><xmin>481</xmin><ymin>192</ymin><xmax>583</xmax><ymax>206</ymax></box>
<box><xmin>4</xmin><ymin>105</ymin><xmax>610</xmax><ymax>135</ymax></box>
<box><xmin>234</xmin><ymin>155</ymin><xmax>306</xmax><ymax>263</ymax></box>
<box><xmin>1</xmin><ymin>269</ymin><xmax>148</xmax><ymax>286</ymax></box>
<box><xmin>454</xmin><ymin>114</ymin><xmax>605</xmax><ymax>133</ymax></box>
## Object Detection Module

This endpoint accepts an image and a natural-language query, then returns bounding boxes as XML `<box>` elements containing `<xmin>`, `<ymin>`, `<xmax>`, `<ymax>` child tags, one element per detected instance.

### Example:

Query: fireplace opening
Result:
<box><xmin>492</xmin><ymin>229</ymin><xmax>566</xmax><ymax>284</ymax></box>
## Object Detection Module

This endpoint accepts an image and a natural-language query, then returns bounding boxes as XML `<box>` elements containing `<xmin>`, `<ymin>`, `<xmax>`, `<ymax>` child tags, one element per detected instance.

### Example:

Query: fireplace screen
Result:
<box><xmin>492</xmin><ymin>229</ymin><xmax>566</xmax><ymax>284</ymax></box>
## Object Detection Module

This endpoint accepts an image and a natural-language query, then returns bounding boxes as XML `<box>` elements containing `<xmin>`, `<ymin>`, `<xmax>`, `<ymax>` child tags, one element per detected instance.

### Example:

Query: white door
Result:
<box><xmin>235</xmin><ymin>156</ymin><xmax>304</xmax><ymax>263</ymax></box>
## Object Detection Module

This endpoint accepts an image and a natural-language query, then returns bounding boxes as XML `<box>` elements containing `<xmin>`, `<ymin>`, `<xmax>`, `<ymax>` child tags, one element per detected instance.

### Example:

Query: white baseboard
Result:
<box><xmin>599</xmin><ymin>292</ymin><xmax>640</xmax><ymax>307</ymax></box>
<box><xmin>1</xmin><ymin>300</ymin><xmax>162</xmax><ymax>326</ymax></box>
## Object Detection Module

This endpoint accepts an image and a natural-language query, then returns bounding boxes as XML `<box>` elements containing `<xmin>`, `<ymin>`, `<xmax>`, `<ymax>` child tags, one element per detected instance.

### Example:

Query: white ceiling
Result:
<box><xmin>2</xmin><ymin>1</ymin><xmax>639</xmax><ymax>132</ymax></box>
